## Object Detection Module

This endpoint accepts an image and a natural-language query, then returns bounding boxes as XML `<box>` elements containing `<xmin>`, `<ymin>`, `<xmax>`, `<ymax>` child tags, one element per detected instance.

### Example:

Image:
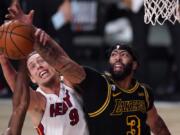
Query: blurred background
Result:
<box><xmin>0</xmin><ymin>0</ymin><xmax>180</xmax><ymax>134</ymax></box>
<box><xmin>1</xmin><ymin>0</ymin><xmax>180</xmax><ymax>100</ymax></box>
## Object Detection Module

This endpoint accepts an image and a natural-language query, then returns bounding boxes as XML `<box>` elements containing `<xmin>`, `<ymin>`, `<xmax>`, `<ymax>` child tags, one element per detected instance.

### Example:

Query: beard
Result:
<box><xmin>41</xmin><ymin>75</ymin><xmax>58</xmax><ymax>88</ymax></box>
<box><xmin>109</xmin><ymin>62</ymin><xmax>133</xmax><ymax>81</ymax></box>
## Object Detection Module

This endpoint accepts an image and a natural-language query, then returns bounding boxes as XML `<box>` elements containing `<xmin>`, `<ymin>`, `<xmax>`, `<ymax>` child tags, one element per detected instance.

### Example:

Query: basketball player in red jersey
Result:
<box><xmin>2</xmin><ymin>60</ymin><xmax>30</xmax><ymax>135</ymax></box>
<box><xmin>0</xmin><ymin>2</ymin><xmax>89</xmax><ymax>135</ymax></box>
<box><xmin>1</xmin><ymin>51</ymin><xmax>89</xmax><ymax>135</ymax></box>
<box><xmin>4</xmin><ymin>1</ymin><xmax>170</xmax><ymax>135</ymax></box>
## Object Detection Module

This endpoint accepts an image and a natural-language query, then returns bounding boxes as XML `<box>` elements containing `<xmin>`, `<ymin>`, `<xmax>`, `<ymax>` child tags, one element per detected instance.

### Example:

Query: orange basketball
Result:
<box><xmin>0</xmin><ymin>20</ymin><xmax>34</xmax><ymax>60</ymax></box>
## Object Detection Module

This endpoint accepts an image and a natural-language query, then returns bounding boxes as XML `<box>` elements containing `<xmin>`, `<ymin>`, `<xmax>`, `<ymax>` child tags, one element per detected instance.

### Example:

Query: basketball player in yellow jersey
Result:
<box><xmin>2</xmin><ymin>60</ymin><xmax>30</xmax><ymax>135</ymax></box>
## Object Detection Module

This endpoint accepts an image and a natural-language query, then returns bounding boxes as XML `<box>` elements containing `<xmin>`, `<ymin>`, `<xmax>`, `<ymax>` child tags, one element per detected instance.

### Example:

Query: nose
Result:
<box><xmin>115</xmin><ymin>53</ymin><xmax>122</xmax><ymax>61</ymax></box>
<box><xmin>36</xmin><ymin>63</ymin><xmax>43</xmax><ymax>70</ymax></box>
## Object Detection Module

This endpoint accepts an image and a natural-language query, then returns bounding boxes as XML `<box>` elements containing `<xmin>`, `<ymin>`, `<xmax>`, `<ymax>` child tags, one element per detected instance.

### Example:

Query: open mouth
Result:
<box><xmin>39</xmin><ymin>70</ymin><xmax>49</xmax><ymax>78</ymax></box>
<box><xmin>114</xmin><ymin>63</ymin><xmax>123</xmax><ymax>71</ymax></box>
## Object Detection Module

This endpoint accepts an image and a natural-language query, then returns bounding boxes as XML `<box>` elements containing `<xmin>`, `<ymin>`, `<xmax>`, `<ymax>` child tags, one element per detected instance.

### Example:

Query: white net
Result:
<box><xmin>144</xmin><ymin>0</ymin><xmax>180</xmax><ymax>25</ymax></box>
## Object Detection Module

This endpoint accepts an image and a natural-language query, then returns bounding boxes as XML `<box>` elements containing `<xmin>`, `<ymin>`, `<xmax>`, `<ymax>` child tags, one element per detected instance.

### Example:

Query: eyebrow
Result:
<box><xmin>27</xmin><ymin>55</ymin><xmax>40</xmax><ymax>67</ymax></box>
<box><xmin>27</xmin><ymin>61</ymin><xmax>34</xmax><ymax>68</ymax></box>
<box><xmin>112</xmin><ymin>49</ymin><xmax>128</xmax><ymax>54</ymax></box>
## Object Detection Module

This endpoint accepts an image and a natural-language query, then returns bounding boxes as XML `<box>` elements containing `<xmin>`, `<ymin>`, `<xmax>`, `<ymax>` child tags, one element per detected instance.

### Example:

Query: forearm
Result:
<box><xmin>34</xmin><ymin>38</ymin><xmax>70</xmax><ymax>70</ymax></box>
<box><xmin>8</xmin><ymin>107</ymin><xmax>27</xmax><ymax>135</ymax></box>
<box><xmin>13</xmin><ymin>60</ymin><xmax>30</xmax><ymax>110</ymax></box>
<box><xmin>0</xmin><ymin>60</ymin><xmax>17</xmax><ymax>92</ymax></box>
<box><xmin>34</xmin><ymin>37</ymin><xmax>86</xmax><ymax>84</ymax></box>
<box><xmin>6</xmin><ymin>107</ymin><xmax>27</xmax><ymax>135</ymax></box>
<box><xmin>13</xmin><ymin>83</ymin><xmax>30</xmax><ymax>111</ymax></box>
<box><xmin>151</xmin><ymin>115</ymin><xmax>171</xmax><ymax>135</ymax></box>
<box><xmin>7</xmin><ymin>60</ymin><xmax>29</xmax><ymax>135</ymax></box>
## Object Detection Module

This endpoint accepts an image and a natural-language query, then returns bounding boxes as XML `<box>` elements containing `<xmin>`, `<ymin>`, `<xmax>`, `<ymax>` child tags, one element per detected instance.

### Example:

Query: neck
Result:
<box><xmin>39</xmin><ymin>78</ymin><xmax>60</xmax><ymax>95</ymax></box>
<box><xmin>115</xmin><ymin>74</ymin><xmax>133</xmax><ymax>89</ymax></box>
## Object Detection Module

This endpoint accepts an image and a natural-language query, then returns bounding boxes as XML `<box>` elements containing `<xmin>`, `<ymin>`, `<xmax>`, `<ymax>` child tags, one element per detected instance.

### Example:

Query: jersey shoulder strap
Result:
<box><xmin>139</xmin><ymin>83</ymin><xmax>153</xmax><ymax>110</ymax></box>
<box><xmin>88</xmin><ymin>72</ymin><xmax>112</xmax><ymax>118</ymax></box>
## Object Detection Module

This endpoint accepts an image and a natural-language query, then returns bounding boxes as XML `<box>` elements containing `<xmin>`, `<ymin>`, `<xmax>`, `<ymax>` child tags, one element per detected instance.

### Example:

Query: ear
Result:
<box><xmin>132</xmin><ymin>61</ymin><xmax>138</xmax><ymax>70</ymax></box>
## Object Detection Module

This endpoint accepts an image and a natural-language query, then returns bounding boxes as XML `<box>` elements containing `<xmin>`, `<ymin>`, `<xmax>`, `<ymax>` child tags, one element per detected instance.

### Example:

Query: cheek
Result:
<box><xmin>123</xmin><ymin>58</ymin><xmax>132</xmax><ymax>64</ymax></box>
<box><xmin>29</xmin><ymin>70</ymin><xmax>37</xmax><ymax>79</ymax></box>
<box><xmin>109</xmin><ymin>57</ymin><xmax>115</xmax><ymax>64</ymax></box>
<box><xmin>29</xmin><ymin>74</ymin><xmax>37</xmax><ymax>84</ymax></box>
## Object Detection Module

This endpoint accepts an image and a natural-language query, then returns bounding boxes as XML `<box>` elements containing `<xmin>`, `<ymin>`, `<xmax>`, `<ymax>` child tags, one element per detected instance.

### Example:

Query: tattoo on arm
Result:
<box><xmin>34</xmin><ymin>33</ymin><xmax>69</xmax><ymax>59</ymax></box>
<box><xmin>34</xmin><ymin>40</ymin><xmax>85</xmax><ymax>84</ymax></box>
<box><xmin>35</xmin><ymin>42</ymin><xmax>61</xmax><ymax>61</ymax></box>
<box><xmin>35</xmin><ymin>38</ymin><xmax>70</xmax><ymax>67</ymax></box>
<box><xmin>152</xmin><ymin>116</ymin><xmax>171</xmax><ymax>135</ymax></box>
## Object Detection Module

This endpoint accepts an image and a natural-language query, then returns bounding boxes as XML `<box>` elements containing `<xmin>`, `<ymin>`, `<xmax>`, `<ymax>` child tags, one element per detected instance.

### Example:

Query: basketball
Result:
<box><xmin>0</xmin><ymin>20</ymin><xmax>34</xmax><ymax>60</ymax></box>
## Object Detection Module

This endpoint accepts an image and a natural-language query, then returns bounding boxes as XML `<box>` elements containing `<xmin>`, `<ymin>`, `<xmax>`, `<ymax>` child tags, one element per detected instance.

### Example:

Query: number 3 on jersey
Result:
<box><xmin>126</xmin><ymin>115</ymin><xmax>141</xmax><ymax>135</ymax></box>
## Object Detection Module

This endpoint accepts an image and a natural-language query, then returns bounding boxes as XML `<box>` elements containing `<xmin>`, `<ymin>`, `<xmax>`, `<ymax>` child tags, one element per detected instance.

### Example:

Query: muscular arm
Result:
<box><xmin>5</xmin><ymin>1</ymin><xmax>85</xmax><ymax>84</ymax></box>
<box><xmin>147</xmin><ymin>106</ymin><xmax>171</xmax><ymax>135</ymax></box>
<box><xmin>3</xmin><ymin>60</ymin><xmax>29</xmax><ymax>135</ymax></box>
<box><xmin>34</xmin><ymin>29</ymin><xmax>86</xmax><ymax>84</ymax></box>
<box><xmin>0</xmin><ymin>55</ymin><xmax>17</xmax><ymax>92</ymax></box>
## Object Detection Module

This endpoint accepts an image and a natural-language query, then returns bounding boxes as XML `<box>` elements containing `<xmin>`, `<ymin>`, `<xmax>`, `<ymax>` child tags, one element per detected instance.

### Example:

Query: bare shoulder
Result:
<box><xmin>29</xmin><ymin>89</ymin><xmax>46</xmax><ymax>112</ymax></box>
<box><xmin>28</xmin><ymin>90</ymin><xmax>46</xmax><ymax>127</ymax></box>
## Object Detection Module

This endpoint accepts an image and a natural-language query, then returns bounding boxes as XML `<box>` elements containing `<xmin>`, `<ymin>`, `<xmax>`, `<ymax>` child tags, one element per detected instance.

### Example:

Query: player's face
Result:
<box><xmin>108</xmin><ymin>49</ymin><xmax>134</xmax><ymax>80</ymax></box>
<box><xmin>27</xmin><ymin>53</ymin><xmax>57</xmax><ymax>86</ymax></box>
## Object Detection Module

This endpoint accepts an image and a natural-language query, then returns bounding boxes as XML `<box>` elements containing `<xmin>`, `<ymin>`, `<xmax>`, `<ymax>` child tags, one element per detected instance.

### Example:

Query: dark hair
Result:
<box><xmin>107</xmin><ymin>43</ymin><xmax>139</xmax><ymax>63</ymax></box>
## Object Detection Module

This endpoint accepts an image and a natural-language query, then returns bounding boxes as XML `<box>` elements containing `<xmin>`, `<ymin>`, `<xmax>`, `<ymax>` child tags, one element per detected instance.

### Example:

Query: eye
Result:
<box><xmin>111</xmin><ymin>52</ymin><xmax>117</xmax><ymax>57</ymax></box>
<box><xmin>37</xmin><ymin>58</ymin><xmax>45</xmax><ymax>64</ymax></box>
<box><xmin>29</xmin><ymin>63</ymin><xmax>36</xmax><ymax>70</ymax></box>
<box><xmin>121</xmin><ymin>52</ymin><xmax>129</xmax><ymax>57</ymax></box>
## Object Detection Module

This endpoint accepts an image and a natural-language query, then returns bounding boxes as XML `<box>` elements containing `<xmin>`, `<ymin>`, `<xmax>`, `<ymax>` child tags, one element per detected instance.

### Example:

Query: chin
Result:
<box><xmin>112</xmin><ymin>73</ymin><xmax>125</xmax><ymax>80</ymax></box>
<box><xmin>43</xmin><ymin>76</ymin><xmax>57</xmax><ymax>86</ymax></box>
<box><xmin>114</xmin><ymin>69</ymin><xmax>123</xmax><ymax>73</ymax></box>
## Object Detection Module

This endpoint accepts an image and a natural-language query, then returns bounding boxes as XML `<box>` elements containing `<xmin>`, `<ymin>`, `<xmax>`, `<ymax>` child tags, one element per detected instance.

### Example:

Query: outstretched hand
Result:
<box><xmin>34</xmin><ymin>28</ymin><xmax>51</xmax><ymax>46</ymax></box>
<box><xmin>5</xmin><ymin>1</ymin><xmax>34</xmax><ymax>25</ymax></box>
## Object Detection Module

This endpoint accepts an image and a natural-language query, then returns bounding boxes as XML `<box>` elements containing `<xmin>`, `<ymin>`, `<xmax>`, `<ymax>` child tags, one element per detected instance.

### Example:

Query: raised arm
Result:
<box><xmin>147</xmin><ymin>105</ymin><xmax>171</xmax><ymax>135</ymax></box>
<box><xmin>5</xmin><ymin>1</ymin><xmax>34</xmax><ymax>25</ymax></box>
<box><xmin>5</xmin><ymin>2</ymin><xmax>86</xmax><ymax>85</ymax></box>
<box><xmin>0</xmin><ymin>54</ymin><xmax>17</xmax><ymax>92</ymax></box>
<box><xmin>33</xmin><ymin>28</ymin><xmax>86</xmax><ymax>84</ymax></box>
<box><xmin>3</xmin><ymin>60</ymin><xmax>29</xmax><ymax>135</ymax></box>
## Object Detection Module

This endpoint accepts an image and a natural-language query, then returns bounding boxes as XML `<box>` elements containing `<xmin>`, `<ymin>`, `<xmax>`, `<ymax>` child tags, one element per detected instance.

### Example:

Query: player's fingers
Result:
<box><xmin>4</xmin><ymin>20</ymin><xmax>10</xmax><ymax>23</ymax></box>
<box><xmin>9</xmin><ymin>3</ymin><xmax>18</xmax><ymax>11</ymax></box>
<box><xmin>8</xmin><ymin>8</ymin><xmax>17</xmax><ymax>16</ymax></box>
<box><xmin>43</xmin><ymin>33</ymin><xmax>49</xmax><ymax>46</ymax></box>
<box><xmin>28</xmin><ymin>10</ymin><xmax>35</xmax><ymax>20</ymax></box>
<box><xmin>14</xmin><ymin>1</ymin><xmax>22</xmax><ymax>12</ymax></box>
<box><xmin>5</xmin><ymin>14</ymin><xmax>12</xmax><ymax>19</ymax></box>
<box><xmin>34</xmin><ymin>28</ymin><xmax>41</xmax><ymax>44</ymax></box>
<box><xmin>5</xmin><ymin>14</ymin><xmax>15</xmax><ymax>20</ymax></box>
<box><xmin>34</xmin><ymin>28</ymin><xmax>41</xmax><ymax>38</ymax></box>
<box><xmin>34</xmin><ymin>28</ymin><xmax>45</xmax><ymax>45</ymax></box>
<box><xmin>40</xmin><ymin>30</ymin><xmax>45</xmax><ymax>44</ymax></box>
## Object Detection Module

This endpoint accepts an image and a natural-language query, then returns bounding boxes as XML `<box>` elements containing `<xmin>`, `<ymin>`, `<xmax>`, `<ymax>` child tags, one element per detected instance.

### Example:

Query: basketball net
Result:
<box><xmin>144</xmin><ymin>0</ymin><xmax>180</xmax><ymax>25</ymax></box>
